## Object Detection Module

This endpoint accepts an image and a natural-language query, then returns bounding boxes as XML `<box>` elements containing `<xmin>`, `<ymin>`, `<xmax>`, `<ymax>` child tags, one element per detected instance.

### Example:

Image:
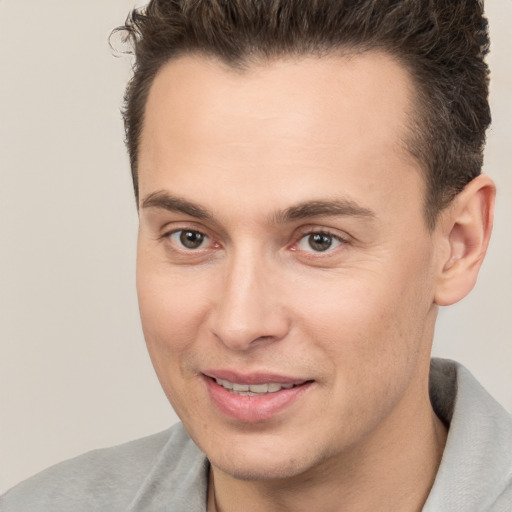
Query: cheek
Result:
<box><xmin>136</xmin><ymin>262</ymin><xmax>214</xmax><ymax>379</ymax></box>
<box><xmin>295</xmin><ymin>270</ymin><xmax>433</xmax><ymax>436</ymax></box>
<box><xmin>295</xmin><ymin>258</ymin><xmax>434</xmax><ymax>378</ymax></box>
<box><xmin>136</xmin><ymin>266</ymin><xmax>214</xmax><ymax>419</ymax></box>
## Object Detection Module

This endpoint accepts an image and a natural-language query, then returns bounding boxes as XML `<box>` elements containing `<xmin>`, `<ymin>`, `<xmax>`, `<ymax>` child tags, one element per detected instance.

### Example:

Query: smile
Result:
<box><xmin>205</xmin><ymin>374</ymin><xmax>313</xmax><ymax>422</ymax></box>
<box><xmin>214</xmin><ymin>378</ymin><xmax>296</xmax><ymax>395</ymax></box>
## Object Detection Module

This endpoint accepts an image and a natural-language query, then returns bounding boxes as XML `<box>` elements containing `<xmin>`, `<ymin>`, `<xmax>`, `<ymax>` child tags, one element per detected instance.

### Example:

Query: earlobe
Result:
<box><xmin>434</xmin><ymin>174</ymin><xmax>495</xmax><ymax>306</ymax></box>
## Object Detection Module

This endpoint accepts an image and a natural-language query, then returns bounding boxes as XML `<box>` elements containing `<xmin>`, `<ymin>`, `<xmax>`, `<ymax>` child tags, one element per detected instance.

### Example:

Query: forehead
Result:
<box><xmin>138</xmin><ymin>52</ymin><xmax>423</xmax><ymax>222</ymax></box>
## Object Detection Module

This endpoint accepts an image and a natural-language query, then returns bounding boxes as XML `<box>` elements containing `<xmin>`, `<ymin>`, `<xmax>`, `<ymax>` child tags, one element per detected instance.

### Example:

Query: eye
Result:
<box><xmin>169</xmin><ymin>229</ymin><xmax>210</xmax><ymax>250</ymax></box>
<box><xmin>296</xmin><ymin>232</ymin><xmax>344</xmax><ymax>252</ymax></box>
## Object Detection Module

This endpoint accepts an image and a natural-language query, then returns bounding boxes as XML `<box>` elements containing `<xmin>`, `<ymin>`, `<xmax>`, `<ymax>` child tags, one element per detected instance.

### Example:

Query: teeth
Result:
<box><xmin>215</xmin><ymin>378</ymin><xmax>233</xmax><ymax>389</ymax></box>
<box><xmin>215</xmin><ymin>378</ymin><xmax>297</xmax><ymax>395</ymax></box>
<box><xmin>232</xmin><ymin>383</ymin><xmax>249</xmax><ymax>392</ymax></box>
<box><xmin>249</xmin><ymin>383</ymin><xmax>268</xmax><ymax>393</ymax></box>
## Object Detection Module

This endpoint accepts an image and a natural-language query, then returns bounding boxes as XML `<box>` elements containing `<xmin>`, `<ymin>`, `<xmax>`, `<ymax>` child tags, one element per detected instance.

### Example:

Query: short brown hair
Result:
<box><xmin>114</xmin><ymin>0</ymin><xmax>490</xmax><ymax>228</ymax></box>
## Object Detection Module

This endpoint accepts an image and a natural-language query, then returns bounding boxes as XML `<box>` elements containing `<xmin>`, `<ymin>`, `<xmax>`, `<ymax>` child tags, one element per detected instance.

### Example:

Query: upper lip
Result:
<box><xmin>203</xmin><ymin>369</ymin><xmax>310</xmax><ymax>385</ymax></box>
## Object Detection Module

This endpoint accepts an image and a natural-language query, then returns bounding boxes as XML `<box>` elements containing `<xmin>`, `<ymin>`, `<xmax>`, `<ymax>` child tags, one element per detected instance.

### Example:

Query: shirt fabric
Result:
<box><xmin>1</xmin><ymin>358</ymin><xmax>511</xmax><ymax>511</ymax></box>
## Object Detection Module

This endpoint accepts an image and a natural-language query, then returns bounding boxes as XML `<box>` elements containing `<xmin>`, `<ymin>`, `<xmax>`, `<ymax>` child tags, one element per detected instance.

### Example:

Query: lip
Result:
<box><xmin>204</xmin><ymin>369</ymin><xmax>308</xmax><ymax>386</ymax></box>
<box><xmin>203</xmin><ymin>371</ymin><xmax>313</xmax><ymax>423</ymax></box>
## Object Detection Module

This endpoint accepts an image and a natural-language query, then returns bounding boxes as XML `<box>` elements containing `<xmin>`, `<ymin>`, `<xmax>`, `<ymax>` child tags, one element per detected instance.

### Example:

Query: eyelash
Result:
<box><xmin>162</xmin><ymin>228</ymin><xmax>217</xmax><ymax>251</ymax></box>
<box><xmin>292</xmin><ymin>230</ymin><xmax>349</xmax><ymax>254</ymax></box>
<box><xmin>161</xmin><ymin>225</ymin><xmax>350</xmax><ymax>258</ymax></box>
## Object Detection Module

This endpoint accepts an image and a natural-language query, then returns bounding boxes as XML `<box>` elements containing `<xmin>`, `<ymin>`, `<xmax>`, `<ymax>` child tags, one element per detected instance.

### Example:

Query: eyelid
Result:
<box><xmin>169</xmin><ymin>229</ymin><xmax>209</xmax><ymax>249</ymax></box>
<box><xmin>294</xmin><ymin>225</ymin><xmax>351</xmax><ymax>243</ymax></box>
<box><xmin>159</xmin><ymin>223</ymin><xmax>222</xmax><ymax>252</ymax></box>
<box><xmin>290</xmin><ymin>226</ymin><xmax>351</xmax><ymax>255</ymax></box>
<box><xmin>157</xmin><ymin>221</ymin><xmax>351</xmax><ymax>254</ymax></box>
<box><xmin>159</xmin><ymin>221</ymin><xmax>209</xmax><ymax>240</ymax></box>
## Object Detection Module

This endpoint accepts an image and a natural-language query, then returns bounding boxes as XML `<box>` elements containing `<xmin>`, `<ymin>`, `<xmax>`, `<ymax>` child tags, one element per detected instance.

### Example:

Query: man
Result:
<box><xmin>1</xmin><ymin>0</ymin><xmax>511</xmax><ymax>511</ymax></box>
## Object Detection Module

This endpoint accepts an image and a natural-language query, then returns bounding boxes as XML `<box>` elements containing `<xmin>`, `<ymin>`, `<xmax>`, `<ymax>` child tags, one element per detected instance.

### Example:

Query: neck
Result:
<box><xmin>208</xmin><ymin>388</ymin><xmax>447</xmax><ymax>512</ymax></box>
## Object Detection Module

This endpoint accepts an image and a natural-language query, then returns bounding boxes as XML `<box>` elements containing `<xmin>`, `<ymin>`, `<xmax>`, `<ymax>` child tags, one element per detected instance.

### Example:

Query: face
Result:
<box><xmin>136</xmin><ymin>52</ymin><xmax>442</xmax><ymax>481</ymax></box>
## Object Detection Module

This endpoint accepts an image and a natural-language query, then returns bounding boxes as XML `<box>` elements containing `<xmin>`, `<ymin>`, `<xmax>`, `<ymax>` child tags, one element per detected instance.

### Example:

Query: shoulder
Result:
<box><xmin>0</xmin><ymin>423</ymin><xmax>206</xmax><ymax>512</ymax></box>
<box><xmin>426</xmin><ymin>358</ymin><xmax>512</xmax><ymax>511</ymax></box>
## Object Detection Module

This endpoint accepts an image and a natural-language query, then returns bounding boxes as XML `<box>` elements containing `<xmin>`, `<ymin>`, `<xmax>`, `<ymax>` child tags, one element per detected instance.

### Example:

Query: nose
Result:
<box><xmin>208</xmin><ymin>251</ymin><xmax>290</xmax><ymax>351</ymax></box>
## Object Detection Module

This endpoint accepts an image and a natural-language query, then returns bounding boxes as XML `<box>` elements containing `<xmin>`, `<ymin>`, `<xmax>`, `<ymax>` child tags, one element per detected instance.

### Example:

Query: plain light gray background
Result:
<box><xmin>0</xmin><ymin>0</ymin><xmax>511</xmax><ymax>494</ymax></box>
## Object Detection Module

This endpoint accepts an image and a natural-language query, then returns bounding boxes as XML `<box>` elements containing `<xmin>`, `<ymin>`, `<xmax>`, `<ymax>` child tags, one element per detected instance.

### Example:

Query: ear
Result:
<box><xmin>434</xmin><ymin>174</ymin><xmax>495</xmax><ymax>306</ymax></box>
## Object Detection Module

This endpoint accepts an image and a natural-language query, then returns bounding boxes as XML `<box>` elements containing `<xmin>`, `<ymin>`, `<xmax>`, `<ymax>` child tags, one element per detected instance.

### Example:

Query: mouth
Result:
<box><xmin>213</xmin><ymin>378</ymin><xmax>300</xmax><ymax>396</ymax></box>
<box><xmin>203</xmin><ymin>372</ymin><xmax>313</xmax><ymax>423</ymax></box>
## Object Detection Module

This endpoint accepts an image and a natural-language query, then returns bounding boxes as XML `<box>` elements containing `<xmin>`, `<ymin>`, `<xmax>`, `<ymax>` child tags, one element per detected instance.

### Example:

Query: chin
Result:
<box><xmin>203</xmin><ymin>432</ymin><xmax>333</xmax><ymax>482</ymax></box>
<box><xmin>212</xmin><ymin>454</ymin><xmax>313</xmax><ymax>482</ymax></box>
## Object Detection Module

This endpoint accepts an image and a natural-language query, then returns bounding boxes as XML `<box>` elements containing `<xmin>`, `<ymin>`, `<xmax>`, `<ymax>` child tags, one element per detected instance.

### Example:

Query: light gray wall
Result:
<box><xmin>1</xmin><ymin>0</ymin><xmax>511</xmax><ymax>494</ymax></box>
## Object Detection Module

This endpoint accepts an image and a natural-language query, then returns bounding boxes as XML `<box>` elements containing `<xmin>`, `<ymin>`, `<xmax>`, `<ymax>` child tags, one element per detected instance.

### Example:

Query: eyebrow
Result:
<box><xmin>141</xmin><ymin>191</ymin><xmax>214</xmax><ymax>220</ymax></box>
<box><xmin>272</xmin><ymin>199</ymin><xmax>376</xmax><ymax>223</ymax></box>
<box><xmin>141</xmin><ymin>190</ymin><xmax>375</xmax><ymax>223</ymax></box>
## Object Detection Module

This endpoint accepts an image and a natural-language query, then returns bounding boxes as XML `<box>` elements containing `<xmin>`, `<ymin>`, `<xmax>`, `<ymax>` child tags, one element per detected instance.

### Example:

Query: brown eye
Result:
<box><xmin>170</xmin><ymin>230</ymin><xmax>208</xmax><ymax>249</ymax></box>
<box><xmin>296</xmin><ymin>231</ymin><xmax>343</xmax><ymax>253</ymax></box>
<box><xmin>308</xmin><ymin>233</ymin><xmax>333</xmax><ymax>252</ymax></box>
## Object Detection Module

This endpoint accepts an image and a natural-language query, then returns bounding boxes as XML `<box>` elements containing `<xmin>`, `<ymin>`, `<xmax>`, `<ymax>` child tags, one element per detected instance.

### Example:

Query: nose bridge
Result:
<box><xmin>210</xmin><ymin>244</ymin><xmax>288</xmax><ymax>350</ymax></box>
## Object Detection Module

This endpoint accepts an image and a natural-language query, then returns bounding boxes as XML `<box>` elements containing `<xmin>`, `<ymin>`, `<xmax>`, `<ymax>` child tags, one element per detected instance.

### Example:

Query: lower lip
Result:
<box><xmin>204</xmin><ymin>377</ymin><xmax>312</xmax><ymax>423</ymax></box>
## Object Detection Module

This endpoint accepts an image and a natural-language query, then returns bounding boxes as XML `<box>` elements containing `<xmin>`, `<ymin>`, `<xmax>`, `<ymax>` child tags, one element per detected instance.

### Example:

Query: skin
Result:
<box><xmin>136</xmin><ymin>52</ymin><xmax>494</xmax><ymax>511</ymax></box>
